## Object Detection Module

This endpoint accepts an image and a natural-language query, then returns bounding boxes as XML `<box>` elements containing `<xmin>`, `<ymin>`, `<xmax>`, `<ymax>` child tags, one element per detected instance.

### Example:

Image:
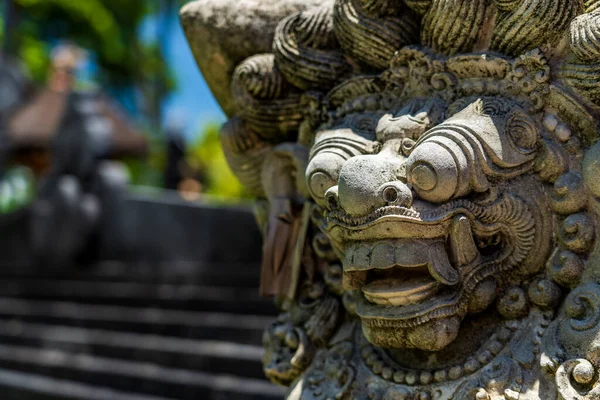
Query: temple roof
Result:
<box><xmin>5</xmin><ymin>87</ymin><xmax>148</xmax><ymax>157</ymax></box>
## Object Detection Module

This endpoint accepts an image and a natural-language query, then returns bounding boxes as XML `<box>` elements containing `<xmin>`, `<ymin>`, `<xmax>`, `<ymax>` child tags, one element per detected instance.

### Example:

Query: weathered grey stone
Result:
<box><xmin>180</xmin><ymin>0</ymin><xmax>331</xmax><ymax>116</ymax></box>
<box><xmin>185</xmin><ymin>0</ymin><xmax>600</xmax><ymax>398</ymax></box>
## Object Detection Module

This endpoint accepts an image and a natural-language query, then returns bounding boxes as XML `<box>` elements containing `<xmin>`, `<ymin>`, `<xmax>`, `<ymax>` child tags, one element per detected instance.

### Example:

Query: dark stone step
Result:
<box><xmin>0</xmin><ymin>261</ymin><xmax>263</xmax><ymax>287</ymax></box>
<box><xmin>0</xmin><ymin>368</ymin><xmax>178</xmax><ymax>400</ymax></box>
<box><xmin>0</xmin><ymin>298</ymin><xmax>272</xmax><ymax>346</ymax></box>
<box><xmin>0</xmin><ymin>344</ymin><xmax>284</xmax><ymax>400</ymax></box>
<box><xmin>0</xmin><ymin>319</ymin><xmax>266</xmax><ymax>380</ymax></box>
<box><xmin>0</xmin><ymin>280</ymin><xmax>276</xmax><ymax>315</ymax></box>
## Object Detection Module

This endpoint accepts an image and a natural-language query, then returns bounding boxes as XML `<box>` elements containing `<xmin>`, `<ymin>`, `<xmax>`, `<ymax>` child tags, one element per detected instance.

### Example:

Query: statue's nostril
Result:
<box><xmin>378</xmin><ymin>181</ymin><xmax>413</xmax><ymax>207</ymax></box>
<box><xmin>324</xmin><ymin>186</ymin><xmax>339</xmax><ymax>211</ymax></box>
<box><xmin>328</xmin><ymin>195</ymin><xmax>338</xmax><ymax>210</ymax></box>
<box><xmin>382</xmin><ymin>186</ymin><xmax>399</xmax><ymax>203</ymax></box>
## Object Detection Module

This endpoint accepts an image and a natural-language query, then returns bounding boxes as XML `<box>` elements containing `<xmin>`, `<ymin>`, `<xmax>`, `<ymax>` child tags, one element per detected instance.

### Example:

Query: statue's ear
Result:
<box><xmin>180</xmin><ymin>0</ymin><xmax>331</xmax><ymax>116</ymax></box>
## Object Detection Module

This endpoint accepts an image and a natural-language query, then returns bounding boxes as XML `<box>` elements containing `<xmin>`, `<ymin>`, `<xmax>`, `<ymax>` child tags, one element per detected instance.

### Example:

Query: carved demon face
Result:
<box><xmin>306</xmin><ymin>96</ymin><xmax>552</xmax><ymax>351</ymax></box>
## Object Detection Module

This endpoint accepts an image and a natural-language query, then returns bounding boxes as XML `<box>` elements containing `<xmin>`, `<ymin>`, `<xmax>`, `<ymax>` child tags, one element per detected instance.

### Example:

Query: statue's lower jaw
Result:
<box><xmin>361</xmin><ymin>313</ymin><xmax>463</xmax><ymax>351</ymax></box>
<box><xmin>356</xmin><ymin>291</ymin><xmax>465</xmax><ymax>351</ymax></box>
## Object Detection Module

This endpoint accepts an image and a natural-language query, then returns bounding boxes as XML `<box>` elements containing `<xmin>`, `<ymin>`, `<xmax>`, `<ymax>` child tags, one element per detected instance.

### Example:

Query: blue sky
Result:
<box><xmin>139</xmin><ymin>5</ymin><xmax>226</xmax><ymax>141</ymax></box>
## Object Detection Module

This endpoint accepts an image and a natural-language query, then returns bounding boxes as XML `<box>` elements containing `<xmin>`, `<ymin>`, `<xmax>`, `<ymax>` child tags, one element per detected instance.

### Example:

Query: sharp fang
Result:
<box><xmin>449</xmin><ymin>215</ymin><xmax>479</xmax><ymax>267</ymax></box>
<box><xmin>428</xmin><ymin>243</ymin><xmax>459</xmax><ymax>286</ymax></box>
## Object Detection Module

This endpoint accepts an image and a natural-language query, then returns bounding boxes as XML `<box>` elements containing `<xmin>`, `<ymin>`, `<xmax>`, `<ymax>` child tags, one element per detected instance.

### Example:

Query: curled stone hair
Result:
<box><xmin>231</xmin><ymin>54</ymin><xmax>304</xmax><ymax>142</ymax></box>
<box><xmin>333</xmin><ymin>0</ymin><xmax>419</xmax><ymax>69</ymax></box>
<box><xmin>491</xmin><ymin>0</ymin><xmax>583</xmax><ymax>56</ymax></box>
<box><xmin>274</xmin><ymin>6</ymin><xmax>350</xmax><ymax>90</ymax></box>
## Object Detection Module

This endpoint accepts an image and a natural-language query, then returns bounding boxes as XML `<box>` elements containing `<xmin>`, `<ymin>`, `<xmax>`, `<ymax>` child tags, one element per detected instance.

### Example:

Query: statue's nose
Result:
<box><xmin>331</xmin><ymin>155</ymin><xmax>413</xmax><ymax>216</ymax></box>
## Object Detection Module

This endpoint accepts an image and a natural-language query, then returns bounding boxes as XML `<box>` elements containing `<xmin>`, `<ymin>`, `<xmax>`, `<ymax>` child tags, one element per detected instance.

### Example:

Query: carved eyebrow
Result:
<box><xmin>417</xmin><ymin>123</ymin><xmax>536</xmax><ymax>179</ymax></box>
<box><xmin>310</xmin><ymin>134</ymin><xmax>379</xmax><ymax>159</ymax></box>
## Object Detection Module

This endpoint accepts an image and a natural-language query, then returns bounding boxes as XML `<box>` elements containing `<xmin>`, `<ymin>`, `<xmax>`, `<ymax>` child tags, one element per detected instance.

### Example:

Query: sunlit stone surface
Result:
<box><xmin>184</xmin><ymin>0</ymin><xmax>600</xmax><ymax>398</ymax></box>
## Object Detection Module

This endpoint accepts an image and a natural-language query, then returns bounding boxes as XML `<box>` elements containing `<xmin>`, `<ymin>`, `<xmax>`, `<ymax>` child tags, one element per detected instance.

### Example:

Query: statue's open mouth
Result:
<box><xmin>361</xmin><ymin>266</ymin><xmax>439</xmax><ymax>307</ymax></box>
<box><xmin>322</xmin><ymin>194</ymin><xmax>534</xmax><ymax>330</ymax></box>
<box><xmin>341</xmin><ymin>234</ymin><xmax>474</xmax><ymax>323</ymax></box>
<box><xmin>324</xmin><ymin>200</ymin><xmax>498</xmax><ymax>324</ymax></box>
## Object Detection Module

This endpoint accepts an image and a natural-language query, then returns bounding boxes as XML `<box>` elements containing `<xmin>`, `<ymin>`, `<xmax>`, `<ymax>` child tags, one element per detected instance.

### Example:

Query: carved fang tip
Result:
<box><xmin>428</xmin><ymin>242</ymin><xmax>460</xmax><ymax>286</ymax></box>
<box><xmin>449</xmin><ymin>215</ymin><xmax>479</xmax><ymax>267</ymax></box>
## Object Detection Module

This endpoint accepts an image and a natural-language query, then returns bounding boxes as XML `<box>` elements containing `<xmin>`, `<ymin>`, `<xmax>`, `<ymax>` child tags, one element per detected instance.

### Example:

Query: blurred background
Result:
<box><xmin>0</xmin><ymin>0</ymin><xmax>248</xmax><ymax>204</ymax></box>
<box><xmin>0</xmin><ymin>2</ymin><xmax>282</xmax><ymax>399</ymax></box>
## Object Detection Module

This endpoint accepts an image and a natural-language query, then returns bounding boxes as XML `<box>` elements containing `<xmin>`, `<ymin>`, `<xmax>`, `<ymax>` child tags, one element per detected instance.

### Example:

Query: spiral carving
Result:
<box><xmin>556</xmin><ymin>359</ymin><xmax>600</xmax><ymax>399</ymax></box>
<box><xmin>586</xmin><ymin>0</ymin><xmax>600</xmax><ymax>13</ymax></box>
<box><xmin>491</xmin><ymin>0</ymin><xmax>583</xmax><ymax>56</ymax></box>
<box><xmin>274</xmin><ymin>6</ymin><xmax>350</xmax><ymax>91</ymax></box>
<box><xmin>494</xmin><ymin>0</ymin><xmax>522</xmax><ymax>11</ymax></box>
<box><xmin>570</xmin><ymin>12</ymin><xmax>600</xmax><ymax>63</ymax></box>
<box><xmin>561</xmin><ymin>62</ymin><xmax>600</xmax><ymax>106</ymax></box>
<box><xmin>333</xmin><ymin>0</ymin><xmax>419</xmax><ymax>70</ymax></box>
<box><xmin>404</xmin><ymin>0</ymin><xmax>433</xmax><ymax>15</ymax></box>
<box><xmin>528</xmin><ymin>278</ymin><xmax>562</xmax><ymax>308</ymax></box>
<box><xmin>548</xmin><ymin>250</ymin><xmax>585</xmax><ymax>289</ymax></box>
<box><xmin>558</xmin><ymin>213</ymin><xmax>596</xmax><ymax>254</ymax></box>
<box><xmin>220</xmin><ymin>118</ymin><xmax>272</xmax><ymax>196</ymax></box>
<box><xmin>565</xmin><ymin>284</ymin><xmax>600</xmax><ymax>332</ymax></box>
<box><xmin>421</xmin><ymin>0</ymin><xmax>489</xmax><ymax>56</ymax></box>
<box><xmin>550</xmin><ymin>172</ymin><xmax>588</xmax><ymax>215</ymax></box>
<box><xmin>507</xmin><ymin>112</ymin><xmax>540</xmax><ymax>154</ymax></box>
<box><xmin>231</xmin><ymin>54</ymin><xmax>304</xmax><ymax>141</ymax></box>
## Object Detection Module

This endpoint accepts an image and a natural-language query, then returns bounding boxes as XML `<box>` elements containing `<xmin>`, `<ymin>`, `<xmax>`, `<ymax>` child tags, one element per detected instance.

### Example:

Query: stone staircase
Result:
<box><xmin>0</xmin><ymin>261</ymin><xmax>285</xmax><ymax>400</ymax></box>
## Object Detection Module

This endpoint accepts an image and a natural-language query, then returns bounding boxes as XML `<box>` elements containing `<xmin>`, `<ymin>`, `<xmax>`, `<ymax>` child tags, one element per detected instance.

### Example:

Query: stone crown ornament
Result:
<box><xmin>182</xmin><ymin>0</ymin><xmax>600</xmax><ymax>398</ymax></box>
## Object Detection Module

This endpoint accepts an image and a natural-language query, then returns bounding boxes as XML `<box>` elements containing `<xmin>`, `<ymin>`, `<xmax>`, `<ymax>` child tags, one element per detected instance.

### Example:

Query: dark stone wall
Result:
<box><xmin>0</xmin><ymin>208</ymin><xmax>32</xmax><ymax>267</ymax></box>
<box><xmin>95</xmin><ymin>191</ymin><xmax>262</xmax><ymax>264</ymax></box>
<box><xmin>0</xmin><ymin>189</ymin><xmax>262</xmax><ymax>268</ymax></box>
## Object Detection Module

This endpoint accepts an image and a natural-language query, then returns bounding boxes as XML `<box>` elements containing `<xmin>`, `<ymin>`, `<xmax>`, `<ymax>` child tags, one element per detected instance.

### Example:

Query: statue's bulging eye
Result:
<box><xmin>306</xmin><ymin>128</ymin><xmax>381</xmax><ymax>206</ymax></box>
<box><xmin>306</xmin><ymin>149</ymin><xmax>348</xmax><ymax>203</ymax></box>
<box><xmin>406</xmin><ymin>138</ymin><xmax>469</xmax><ymax>203</ymax></box>
<box><xmin>308</xmin><ymin>170</ymin><xmax>337</xmax><ymax>200</ymax></box>
<box><xmin>410</xmin><ymin>164</ymin><xmax>437</xmax><ymax>191</ymax></box>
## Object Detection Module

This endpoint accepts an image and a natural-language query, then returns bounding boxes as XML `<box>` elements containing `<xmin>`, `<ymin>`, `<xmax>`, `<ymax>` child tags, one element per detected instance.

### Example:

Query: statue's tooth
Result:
<box><xmin>357</xmin><ymin>243</ymin><xmax>371</xmax><ymax>268</ymax></box>
<box><xmin>371</xmin><ymin>241</ymin><xmax>395</xmax><ymax>269</ymax></box>
<box><xmin>449</xmin><ymin>215</ymin><xmax>479</xmax><ymax>266</ymax></box>
<box><xmin>345</xmin><ymin>242</ymin><xmax>370</xmax><ymax>271</ymax></box>
<box><xmin>344</xmin><ymin>243</ymin><xmax>357</xmax><ymax>271</ymax></box>
<box><xmin>428</xmin><ymin>242</ymin><xmax>460</xmax><ymax>286</ymax></box>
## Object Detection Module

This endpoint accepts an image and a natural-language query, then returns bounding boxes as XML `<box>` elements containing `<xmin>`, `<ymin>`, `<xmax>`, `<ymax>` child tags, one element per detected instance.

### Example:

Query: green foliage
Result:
<box><xmin>0</xmin><ymin>166</ymin><xmax>35</xmax><ymax>213</ymax></box>
<box><xmin>3</xmin><ymin>0</ymin><xmax>178</xmax><ymax>190</ymax></box>
<box><xmin>7</xmin><ymin>0</ymin><xmax>174</xmax><ymax>92</ymax></box>
<box><xmin>187</xmin><ymin>124</ymin><xmax>250</xmax><ymax>200</ymax></box>
<box><xmin>17</xmin><ymin>32</ymin><xmax>49</xmax><ymax>82</ymax></box>
<box><xmin>0</xmin><ymin>17</ymin><xmax>4</xmax><ymax>47</ymax></box>
<box><xmin>2</xmin><ymin>0</ymin><xmax>242</xmax><ymax>200</ymax></box>
<box><xmin>124</xmin><ymin>133</ymin><xmax>168</xmax><ymax>188</ymax></box>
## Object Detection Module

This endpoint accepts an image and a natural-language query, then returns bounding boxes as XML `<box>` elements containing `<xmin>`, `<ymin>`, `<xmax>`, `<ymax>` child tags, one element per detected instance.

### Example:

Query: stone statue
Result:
<box><xmin>182</xmin><ymin>0</ymin><xmax>600</xmax><ymax>398</ymax></box>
